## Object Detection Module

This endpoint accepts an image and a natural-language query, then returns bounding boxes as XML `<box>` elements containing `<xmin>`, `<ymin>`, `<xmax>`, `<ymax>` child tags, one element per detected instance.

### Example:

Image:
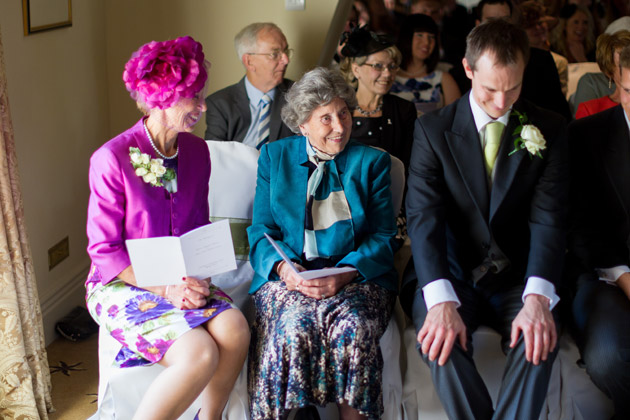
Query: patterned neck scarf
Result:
<box><xmin>303</xmin><ymin>140</ymin><xmax>354</xmax><ymax>261</ymax></box>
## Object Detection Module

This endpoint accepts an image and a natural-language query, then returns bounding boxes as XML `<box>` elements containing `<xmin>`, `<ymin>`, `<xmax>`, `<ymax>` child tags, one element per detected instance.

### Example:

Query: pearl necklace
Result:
<box><xmin>356</xmin><ymin>101</ymin><xmax>383</xmax><ymax>117</ymax></box>
<box><xmin>143</xmin><ymin>119</ymin><xmax>178</xmax><ymax>160</ymax></box>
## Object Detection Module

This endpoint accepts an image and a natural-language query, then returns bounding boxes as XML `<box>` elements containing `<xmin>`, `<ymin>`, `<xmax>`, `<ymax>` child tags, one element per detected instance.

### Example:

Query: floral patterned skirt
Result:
<box><xmin>86</xmin><ymin>278</ymin><xmax>234</xmax><ymax>368</ymax></box>
<box><xmin>248</xmin><ymin>281</ymin><xmax>394</xmax><ymax>420</ymax></box>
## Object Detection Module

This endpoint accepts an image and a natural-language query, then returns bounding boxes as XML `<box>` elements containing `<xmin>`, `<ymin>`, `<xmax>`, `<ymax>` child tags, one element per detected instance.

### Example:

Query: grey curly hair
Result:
<box><xmin>281</xmin><ymin>67</ymin><xmax>358</xmax><ymax>134</ymax></box>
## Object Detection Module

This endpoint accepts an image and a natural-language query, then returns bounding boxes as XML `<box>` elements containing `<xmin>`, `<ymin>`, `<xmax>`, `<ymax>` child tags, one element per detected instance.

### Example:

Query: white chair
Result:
<box><xmin>91</xmin><ymin>141</ymin><xmax>260</xmax><ymax>420</ymax></box>
<box><xmin>548</xmin><ymin>334</ymin><xmax>614</xmax><ymax>420</ymax></box>
<box><xmin>382</xmin><ymin>154</ymin><xmax>405</xmax><ymax>420</ymax></box>
<box><xmin>566</xmin><ymin>62</ymin><xmax>600</xmax><ymax>101</ymax></box>
<box><xmin>204</xmin><ymin>141</ymin><xmax>260</xmax><ymax>420</ymax></box>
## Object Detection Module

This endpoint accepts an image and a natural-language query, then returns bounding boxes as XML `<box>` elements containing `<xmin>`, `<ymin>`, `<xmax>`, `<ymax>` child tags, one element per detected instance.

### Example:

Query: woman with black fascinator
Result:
<box><xmin>338</xmin><ymin>26</ymin><xmax>416</xmax><ymax>171</ymax></box>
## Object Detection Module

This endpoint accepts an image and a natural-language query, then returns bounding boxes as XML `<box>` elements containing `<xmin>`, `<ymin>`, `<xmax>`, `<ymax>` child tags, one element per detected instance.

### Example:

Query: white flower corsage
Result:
<box><xmin>129</xmin><ymin>147</ymin><xmax>176</xmax><ymax>188</ymax></box>
<box><xmin>508</xmin><ymin>110</ymin><xmax>546</xmax><ymax>159</ymax></box>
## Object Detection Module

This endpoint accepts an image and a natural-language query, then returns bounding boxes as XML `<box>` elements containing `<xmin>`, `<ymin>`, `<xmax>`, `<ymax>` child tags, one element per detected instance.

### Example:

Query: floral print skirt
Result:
<box><xmin>86</xmin><ymin>278</ymin><xmax>234</xmax><ymax>368</ymax></box>
<box><xmin>248</xmin><ymin>281</ymin><xmax>394</xmax><ymax>420</ymax></box>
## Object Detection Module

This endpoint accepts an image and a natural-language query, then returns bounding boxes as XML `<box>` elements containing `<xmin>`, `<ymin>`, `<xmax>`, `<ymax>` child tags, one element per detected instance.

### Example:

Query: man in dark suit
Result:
<box><xmin>204</xmin><ymin>22</ymin><xmax>294</xmax><ymax>147</ymax></box>
<box><xmin>403</xmin><ymin>19</ymin><xmax>568</xmax><ymax>420</ymax></box>
<box><xmin>565</xmin><ymin>45</ymin><xmax>630</xmax><ymax>420</ymax></box>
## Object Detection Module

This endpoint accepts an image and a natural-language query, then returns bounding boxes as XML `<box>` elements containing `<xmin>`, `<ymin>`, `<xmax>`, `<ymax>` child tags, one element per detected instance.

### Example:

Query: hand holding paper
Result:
<box><xmin>264</xmin><ymin>233</ymin><xmax>358</xmax><ymax>300</ymax></box>
<box><xmin>127</xmin><ymin>219</ymin><xmax>237</xmax><ymax>287</ymax></box>
<box><xmin>264</xmin><ymin>233</ymin><xmax>357</xmax><ymax>281</ymax></box>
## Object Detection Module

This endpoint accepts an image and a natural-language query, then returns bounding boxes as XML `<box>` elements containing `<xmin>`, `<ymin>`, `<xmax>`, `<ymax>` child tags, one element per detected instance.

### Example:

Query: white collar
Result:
<box><xmin>468</xmin><ymin>92</ymin><xmax>511</xmax><ymax>132</ymax></box>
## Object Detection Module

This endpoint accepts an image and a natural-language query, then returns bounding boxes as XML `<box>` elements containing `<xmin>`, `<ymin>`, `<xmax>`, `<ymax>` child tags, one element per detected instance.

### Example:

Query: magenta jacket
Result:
<box><xmin>86</xmin><ymin>118</ymin><xmax>210</xmax><ymax>287</ymax></box>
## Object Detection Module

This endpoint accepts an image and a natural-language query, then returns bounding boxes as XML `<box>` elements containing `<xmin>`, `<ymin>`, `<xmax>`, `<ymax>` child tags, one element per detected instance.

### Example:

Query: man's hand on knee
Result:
<box><xmin>418</xmin><ymin>302</ymin><xmax>467</xmax><ymax>366</ymax></box>
<box><xmin>510</xmin><ymin>294</ymin><xmax>557</xmax><ymax>365</ymax></box>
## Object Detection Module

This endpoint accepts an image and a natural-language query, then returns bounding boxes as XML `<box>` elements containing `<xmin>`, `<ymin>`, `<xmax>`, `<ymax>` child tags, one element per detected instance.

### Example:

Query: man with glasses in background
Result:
<box><xmin>205</xmin><ymin>22</ymin><xmax>294</xmax><ymax>148</ymax></box>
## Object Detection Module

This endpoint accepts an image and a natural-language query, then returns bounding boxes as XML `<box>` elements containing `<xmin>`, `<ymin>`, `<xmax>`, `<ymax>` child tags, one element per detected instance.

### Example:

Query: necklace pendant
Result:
<box><xmin>356</xmin><ymin>101</ymin><xmax>383</xmax><ymax>117</ymax></box>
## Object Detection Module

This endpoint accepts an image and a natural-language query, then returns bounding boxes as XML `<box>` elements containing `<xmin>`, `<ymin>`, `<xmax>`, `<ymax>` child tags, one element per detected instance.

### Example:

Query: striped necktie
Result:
<box><xmin>484</xmin><ymin>121</ymin><xmax>504</xmax><ymax>175</ymax></box>
<box><xmin>257</xmin><ymin>94</ymin><xmax>271</xmax><ymax>149</ymax></box>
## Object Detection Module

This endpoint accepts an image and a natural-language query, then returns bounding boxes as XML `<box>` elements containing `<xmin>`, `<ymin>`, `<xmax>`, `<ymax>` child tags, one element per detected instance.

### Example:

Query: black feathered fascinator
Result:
<box><xmin>340</xmin><ymin>26</ymin><xmax>394</xmax><ymax>58</ymax></box>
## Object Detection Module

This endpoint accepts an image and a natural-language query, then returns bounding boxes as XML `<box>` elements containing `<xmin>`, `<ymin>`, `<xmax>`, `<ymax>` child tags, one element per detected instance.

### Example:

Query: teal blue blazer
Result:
<box><xmin>247</xmin><ymin>136</ymin><xmax>398</xmax><ymax>294</ymax></box>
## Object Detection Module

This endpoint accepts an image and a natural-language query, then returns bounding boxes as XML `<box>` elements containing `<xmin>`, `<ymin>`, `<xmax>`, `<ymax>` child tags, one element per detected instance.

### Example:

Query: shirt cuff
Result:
<box><xmin>422</xmin><ymin>279</ymin><xmax>461</xmax><ymax>311</ymax></box>
<box><xmin>523</xmin><ymin>277</ymin><xmax>559</xmax><ymax>310</ymax></box>
<box><xmin>596</xmin><ymin>265</ymin><xmax>630</xmax><ymax>284</ymax></box>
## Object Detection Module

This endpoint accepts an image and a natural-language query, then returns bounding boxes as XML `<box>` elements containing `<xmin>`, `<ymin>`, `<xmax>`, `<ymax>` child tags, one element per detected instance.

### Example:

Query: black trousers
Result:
<box><xmin>570</xmin><ymin>272</ymin><xmax>630</xmax><ymax>420</ymax></box>
<box><xmin>409</xmin><ymin>272</ymin><xmax>559</xmax><ymax>420</ymax></box>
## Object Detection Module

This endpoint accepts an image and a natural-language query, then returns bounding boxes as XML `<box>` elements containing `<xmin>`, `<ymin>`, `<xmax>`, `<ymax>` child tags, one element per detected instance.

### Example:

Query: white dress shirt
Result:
<box><xmin>422</xmin><ymin>94</ymin><xmax>560</xmax><ymax>311</ymax></box>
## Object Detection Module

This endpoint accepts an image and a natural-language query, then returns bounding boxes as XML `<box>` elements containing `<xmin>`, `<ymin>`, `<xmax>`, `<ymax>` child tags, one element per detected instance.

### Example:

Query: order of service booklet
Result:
<box><xmin>126</xmin><ymin>219</ymin><xmax>237</xmax><ymax>287</ymax></box>
<box><xmin>264</xmin><ymin>233</ymin><xmax>356</xmax><ymax>280</ymax></box>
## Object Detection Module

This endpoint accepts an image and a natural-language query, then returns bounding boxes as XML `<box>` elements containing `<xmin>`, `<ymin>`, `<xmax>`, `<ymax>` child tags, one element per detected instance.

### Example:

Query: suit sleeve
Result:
<box><xmin>86</xmin><ymin>147</ymin><xmax>131</xmax><ymax>284</ymax></box>
<box><xmin>524</xmin><ymin>115</ymin><xmax>569</xmax><ymax>286</ymax></box>
<box><xmin>193</xmin><ymin>143</ymin><xmax>211</xmax><ymax>229</ymax></box>
<box><xmin>204</xmin><ymin>95</ymin><xmax>229</xmax><ymax>141</ymax></box>
<box><xmin>337</xmin><ymin>151</ymin><xmax>397</xmax><ymax>284</ymax></box>
<box><xmin>567</xmin><ymin>119</ymin><xmax>629</xmax><ymax>271</ymax></box>
<box><xmin>247</xmin><ymin>145</ymin><xmax>302</xmax><ymax>282</ymax></box>
<box><xmin>406</xmin><ymin>119</ymin><xmax>454</xmax><ymax>289</ymax></box>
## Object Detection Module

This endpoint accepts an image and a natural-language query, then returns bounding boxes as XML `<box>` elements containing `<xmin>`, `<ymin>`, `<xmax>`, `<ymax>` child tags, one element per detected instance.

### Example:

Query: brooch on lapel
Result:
<box><xmin>129</xmin><ymin>147</ymin><xmax>176</xmax><ymax>188</ymax></box>
<box><xmin>508</xmin><ymin>110</ymin><xmax>546</xmax><ymax>159</ymax></box>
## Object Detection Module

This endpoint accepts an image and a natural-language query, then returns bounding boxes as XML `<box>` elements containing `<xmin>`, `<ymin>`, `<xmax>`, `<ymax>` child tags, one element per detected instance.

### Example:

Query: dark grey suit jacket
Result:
<box><xmin>404</xmin><ymin>92</ymin><xmax>568</xmax><ymax>295</ymax></box>
<box><xmin>567</xmin><ymin>105</ymin><xmax>630</xmax><ymax>274</ymax></box>
<box><xmin>204</xmin><ymin>77</ymin><xmax>294</xmax><ymax>143</ymax></box>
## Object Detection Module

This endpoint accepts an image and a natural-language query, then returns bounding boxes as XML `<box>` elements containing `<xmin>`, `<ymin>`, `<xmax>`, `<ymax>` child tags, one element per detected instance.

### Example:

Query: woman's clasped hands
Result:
<box><xmin>276</xmin><ymin>261</ymin><xmax>356</xmax><ymax>300</ymax></box>
<box><xmin>164</xmin><ymin>277</ymin><xmax>211</xmax><ymax>310</ymax></box>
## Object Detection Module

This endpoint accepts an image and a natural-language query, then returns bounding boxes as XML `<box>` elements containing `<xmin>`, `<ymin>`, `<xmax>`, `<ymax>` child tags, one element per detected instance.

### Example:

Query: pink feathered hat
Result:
<box><xmin>123</xmin><ymin>36</ymin><xmax>208</xmax><ymax>110</ymax></box>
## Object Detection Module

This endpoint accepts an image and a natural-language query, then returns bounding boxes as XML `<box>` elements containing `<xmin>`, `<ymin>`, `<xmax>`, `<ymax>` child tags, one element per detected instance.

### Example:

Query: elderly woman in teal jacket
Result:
<box><xmin>247</xmin><ymin>67</ymin><xmax>398</xmax><ymax>420</ymax></box>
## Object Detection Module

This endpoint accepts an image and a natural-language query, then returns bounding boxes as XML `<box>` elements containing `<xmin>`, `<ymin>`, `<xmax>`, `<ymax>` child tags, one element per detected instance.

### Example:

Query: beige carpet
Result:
<box><xmin>47</xmin><ymin>334</ymin><xmax>98</xmax><ymax>419</ymax></box>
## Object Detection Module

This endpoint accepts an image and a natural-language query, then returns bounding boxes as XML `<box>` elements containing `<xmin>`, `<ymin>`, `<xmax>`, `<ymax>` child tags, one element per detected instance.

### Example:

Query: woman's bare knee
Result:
<box><xmin>205</xmin><ymin>308</ymin><xmax>250</xmax><ymax>348</ymax></box>
<box><xmin>160</xmin><ymin>327</ymin><xmax>220</xmax><ymax>373</ymax></box>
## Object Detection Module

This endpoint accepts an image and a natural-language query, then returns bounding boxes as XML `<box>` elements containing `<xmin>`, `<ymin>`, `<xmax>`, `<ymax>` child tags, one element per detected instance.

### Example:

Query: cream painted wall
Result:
<box><xmin>105</xmin><ymin>0</ymin><xmax>342</xmax><ymax>138</ymax></box>
<box><xmin>0</xmin><ymin>1</ymin><xmax>110</xmax><ymax>344</ymax></box>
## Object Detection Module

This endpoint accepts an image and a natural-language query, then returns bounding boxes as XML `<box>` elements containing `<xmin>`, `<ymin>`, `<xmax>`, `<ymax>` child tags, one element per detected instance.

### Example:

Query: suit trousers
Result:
<box><xmin>410</xmin><ymin>274</ymin><xmax>559</xmax><ymax>420</ymax></box>
<box><xmin>570</xmin><ymin>273</ymin><xmax>630</xmax><ymax>420</ymax></box>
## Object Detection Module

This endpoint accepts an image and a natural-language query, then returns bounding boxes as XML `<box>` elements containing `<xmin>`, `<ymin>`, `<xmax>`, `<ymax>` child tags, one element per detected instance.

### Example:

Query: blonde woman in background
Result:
<box><xmin>575</xmin><ymin>30</ymin><xmax>630</xmax><ymax>118</ymax></box>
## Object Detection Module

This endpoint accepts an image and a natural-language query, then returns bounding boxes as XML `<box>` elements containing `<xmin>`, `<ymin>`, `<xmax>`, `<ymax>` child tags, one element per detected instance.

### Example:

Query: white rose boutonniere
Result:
<box><xmin>508</xmin><ymin>110</ymin><xmax>546</xmax><ymax>159</ymax></box>
<box><xmin>129</xmin><ymin>147</ymin><xmax>176</xmax><ymax>188</ymax></box>
<box><xmin>130</xmin><ymin>149</ymin><xmax>143</xmax><ymax>164</ymax></box>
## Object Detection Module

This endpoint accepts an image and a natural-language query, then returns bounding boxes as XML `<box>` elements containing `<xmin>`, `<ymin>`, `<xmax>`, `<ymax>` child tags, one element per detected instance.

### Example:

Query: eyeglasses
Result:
<box><xmin>361</xmin><ymin>62</ymin><xmax>399</xmax><ymax>72</ymax></box>
<box><xmin>246</xmin><ymin>48</ymin><xmax>293</xmax><ymax>61</ymax></box>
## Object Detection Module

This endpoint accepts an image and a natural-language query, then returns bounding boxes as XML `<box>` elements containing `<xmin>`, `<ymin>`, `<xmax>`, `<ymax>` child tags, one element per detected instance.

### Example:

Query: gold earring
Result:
<box><xmin>609</xmin><ymin>78</ymin><xmax>612</xmax><ymax>89</ymax></box>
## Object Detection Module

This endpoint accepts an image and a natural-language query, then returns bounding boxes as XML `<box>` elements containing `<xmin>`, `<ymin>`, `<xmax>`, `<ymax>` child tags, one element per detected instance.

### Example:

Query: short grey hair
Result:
<box><xmin>281</xmin><ymin>67</ymin><xmax>358</xmax><ymax>134</ymax></box>
<box><xmin>234</xmin><ymin>22</ymin><xmax>282</xmax><ymax>61</ymax></box>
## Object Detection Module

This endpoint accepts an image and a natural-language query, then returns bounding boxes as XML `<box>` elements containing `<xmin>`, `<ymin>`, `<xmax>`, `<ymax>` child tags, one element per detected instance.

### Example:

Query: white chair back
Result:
<box><xmin>207</xmin><ymin>141</ymin><xmax>259</xmax><ymax>323</ymax></box>
<box><xmin>566</xmin><ymin>62</ymin><xmax>600</xmax><ymax>101</ymax></box>
<box><xmin>389</xmin><ymin>154</ymin><xmax>405</xmax><ymax>217</ymax></box>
